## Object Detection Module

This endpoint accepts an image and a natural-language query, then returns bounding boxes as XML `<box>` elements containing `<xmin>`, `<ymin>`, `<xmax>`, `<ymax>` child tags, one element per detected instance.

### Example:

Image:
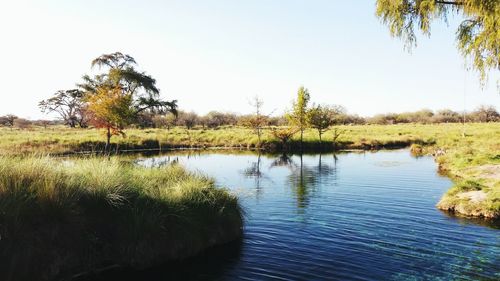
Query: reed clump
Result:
<box><xmin>0</xmin><ymin>156</ymin><xmax>243</xmax><ymax>281</ymax></box>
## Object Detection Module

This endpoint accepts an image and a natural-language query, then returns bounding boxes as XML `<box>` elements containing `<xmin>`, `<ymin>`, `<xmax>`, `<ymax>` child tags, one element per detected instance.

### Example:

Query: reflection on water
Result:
<box><xmin>131</xmin><ymin>150</ymin><xmax>499</xmax><ymax>281</ymax></box>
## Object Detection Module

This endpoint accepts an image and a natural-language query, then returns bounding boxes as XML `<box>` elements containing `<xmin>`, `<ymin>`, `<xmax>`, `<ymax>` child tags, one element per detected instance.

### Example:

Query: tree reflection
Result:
<box><xmin>270</xmin><ymin>153</ymin><xmax>338</xmax><ymax>212</ymax></box>
<box><xmin>241</xmin><ymin>153</ymin><xmax>265</xmax><ymax>199</ymax></box>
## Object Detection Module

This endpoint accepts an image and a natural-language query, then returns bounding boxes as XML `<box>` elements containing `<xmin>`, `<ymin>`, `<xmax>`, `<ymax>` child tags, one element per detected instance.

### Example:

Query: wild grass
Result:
<box><xmin>0</xmin><ymin>156</ymin><xmax>242</xmax><ymax>281</ymax></box>
<box><xmin>0</xmin><ymin>123</ymin><xmax>474</xmax><ymax>154</ymax></box>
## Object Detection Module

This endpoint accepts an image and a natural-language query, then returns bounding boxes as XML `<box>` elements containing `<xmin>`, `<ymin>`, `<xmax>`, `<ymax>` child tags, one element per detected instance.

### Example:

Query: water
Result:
<box><xmin>126</xmin><ymin>150</ymin><xmax>499</xmax><ymax>281</ymax></box>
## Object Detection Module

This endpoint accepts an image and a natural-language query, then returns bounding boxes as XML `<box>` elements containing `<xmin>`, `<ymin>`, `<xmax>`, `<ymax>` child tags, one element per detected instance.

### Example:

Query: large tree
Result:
<box><xmin>39</xmin><ymin>89</ymin><xmax>88</xmax><ymax>128</ymax></box>
<box><xmin>80</xmin><ymin>52</ymin><xmax>177</xmax><ymax>119</ymax></box>
<box><xmin>376</xmin><ymin>0</ymin><xmax>500</xmax><ymax>84</ymax></box>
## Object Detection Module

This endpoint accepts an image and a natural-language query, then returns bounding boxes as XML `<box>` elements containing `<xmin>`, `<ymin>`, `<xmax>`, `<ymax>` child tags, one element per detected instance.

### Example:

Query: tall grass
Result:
<box><xmin>0</xmin><ymin>156</ymin><xmax>242</xmax><ymax>281</ymax></box>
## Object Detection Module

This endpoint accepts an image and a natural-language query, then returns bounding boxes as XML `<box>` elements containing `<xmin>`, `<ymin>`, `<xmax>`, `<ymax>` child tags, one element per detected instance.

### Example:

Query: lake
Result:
<box><xmin>110</xmin><ymin>149</ymin><xmax>499</xmax><ymax>281</ymax></box>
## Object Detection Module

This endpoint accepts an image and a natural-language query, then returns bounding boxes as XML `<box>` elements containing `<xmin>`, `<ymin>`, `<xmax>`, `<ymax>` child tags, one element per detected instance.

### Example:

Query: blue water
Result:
<box><xmin>133</xmin><ymin>150</ymin><xmax>499</xmax><ymax>281</ymax></box>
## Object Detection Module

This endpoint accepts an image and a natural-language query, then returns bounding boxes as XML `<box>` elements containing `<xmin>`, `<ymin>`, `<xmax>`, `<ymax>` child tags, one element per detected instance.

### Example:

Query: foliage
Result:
<box><xmin>177</xmin><ymin>111</ymin><xmax>199</xmax><ymax>129</ymax></box>
<box><xmin>80</xmin><ymin>52</ymin><xmax>177</xmax><ymax>119</ymax></box>
<box><xmin>152</xmin><ymin>113</ymin><xmax>177</xmax><ymax>130</ymax></box>
<box><xmin>39</xmin><ymin>89</ymin><xmax>88</xmax><ymax>128</ymax></box>
<box><xmin>286</xmin><ymin>86</ymin><xmax>311</xmax><ymax>145</ymax></box>
<box><xmin>270</xmin><ymin>126</ymin><xmax>299</xmax><ymax>149</ymax></box>
<box><xmin>376</xmin><ymin>0</ymin><xmax>500</xmax><ymax>84</ymax></box>
<box><xmin>308</xmin><ymin>104</ymin><xmax>334</xmax><ymax>143</ymax></box>
<box><xmin>86</xmin><ymin>86</ymin><xmax>135</xmax><ymax>147</ymax></box>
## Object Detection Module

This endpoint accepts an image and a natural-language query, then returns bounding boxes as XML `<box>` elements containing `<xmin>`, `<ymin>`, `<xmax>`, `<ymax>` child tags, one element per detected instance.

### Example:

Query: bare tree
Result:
<box><xmin>39</xmin><ymin>89</ymin><xmax>87</xmax><ymax>128</ymax></box>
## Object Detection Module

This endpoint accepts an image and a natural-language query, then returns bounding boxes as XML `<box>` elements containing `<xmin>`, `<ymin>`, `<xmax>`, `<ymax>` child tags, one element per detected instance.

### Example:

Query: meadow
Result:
<box><xmin>0</xmin><ymin>156</ymin><xmax>242</xmax><ymax>280</ymax></box>
<box><xmin>0</xmin><ymin>122</ymin><xmax>498</xmax><ymax>219</ymax></box>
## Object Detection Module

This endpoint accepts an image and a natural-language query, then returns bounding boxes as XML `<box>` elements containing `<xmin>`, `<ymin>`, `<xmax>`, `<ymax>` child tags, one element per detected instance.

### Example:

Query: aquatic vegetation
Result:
<box><xmin>0</xmin><ymin>156</ymin><xmax>242</xmax><ymax>281</ymax></box>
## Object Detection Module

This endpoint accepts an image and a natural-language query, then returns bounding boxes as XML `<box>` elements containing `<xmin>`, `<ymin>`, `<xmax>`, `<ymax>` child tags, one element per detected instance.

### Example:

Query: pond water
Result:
<box><xmin>118</xmin><ymin>150</ymin><xmax>499</xmax><ymax>281</ymax></box>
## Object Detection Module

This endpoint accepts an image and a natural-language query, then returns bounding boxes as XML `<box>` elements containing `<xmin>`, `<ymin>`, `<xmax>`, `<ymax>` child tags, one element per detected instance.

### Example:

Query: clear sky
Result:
<box><xmin>0</xmin><ymin>0</ymin><xmax>499</xmax><ymax>120</ymax></box>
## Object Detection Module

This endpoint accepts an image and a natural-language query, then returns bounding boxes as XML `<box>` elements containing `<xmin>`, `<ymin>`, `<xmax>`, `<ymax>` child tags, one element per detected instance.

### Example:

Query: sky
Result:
<box><xmin>0</xmin><ymin>0</ymin><xmax>499</xmax><ymax>120</ymax></box>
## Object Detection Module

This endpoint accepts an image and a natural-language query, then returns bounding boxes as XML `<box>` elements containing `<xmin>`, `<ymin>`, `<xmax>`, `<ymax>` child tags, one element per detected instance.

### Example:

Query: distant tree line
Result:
<box><xmin>1</xmin><ymin>105</ymin><xmax>498</xmax><ymax>130</ymax></box>
<box><xmin>366</xmin><ymin>105</ymin><xmax>500</xmax><ymax>125</ymax></box>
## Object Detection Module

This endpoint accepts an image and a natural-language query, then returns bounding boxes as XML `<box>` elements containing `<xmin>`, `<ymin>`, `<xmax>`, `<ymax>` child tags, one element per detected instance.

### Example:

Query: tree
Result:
<box><xmin>271</xmin><ymin>127</ymin><xmax>299</xmax><ymax>151</ymax></box>
<box><xmin>433</xmin><ymin>109</ymin><xmax>461</xmax><ymax>123</ymax></box>
<box><xmin>80</xmin><ymin>52</ymin><xmax>177</xmax><ymax>122</ymax></box>
<box><xmin>86</xmin><ymin>86</ymin><xmax>134</xmax><ymax>152</ymax></box>
<box><xmin>177</xmin><ymin>111</ymin><xmax>199</xmax><ymax>129</ymax></box>
<box><xmin>376</xmin><ymin>0</ymin><xmax>500</xmax><ymax>85</ymax></box>
<box><xmin>153</xmin><ymin>113</ymin><xmax>177</xmax><ymax>130</ymax></box>
<box><xmin>308</xmin><ymin>105</ymin><xmax>332</xmax><ymax>144</ymax></box>
<box><xmin>13</xmin><ymin>118</ymin><xmax>32</xmax><ymax>130</ymax></box>
<box><xmin>241</xmin><ymin>96</ymin><xmax>269</xmax><ymax>146</ymax></box>
<box><xmin>286</xmin><ymin>86</ymin><xmax>311</xmax><ymax>149</ymax></box>
<box><xmin>0</xmin><ymin>115</ymin><xmax>18</xmax><ymax>128</ymax></box>
<box><xmin>470</xmin><ymin>105</ymin><xmax>500</xmax><ymax>122</ymax></box>
<box><xmin>39</xmin><ymin>89</ymin><xmax>88</xmax><ymax>128</ymax></box>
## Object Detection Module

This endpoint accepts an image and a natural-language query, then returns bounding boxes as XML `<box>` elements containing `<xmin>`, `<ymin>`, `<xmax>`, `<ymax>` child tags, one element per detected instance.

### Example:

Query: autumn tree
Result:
<box><xmin>80</xmin><ymin>52</ymin><xmax>177</xmax><ymax>122</ymax></box>
<box><xmin>86</xmin><ymin>86</ymin><xmax>134</xmax><ymax>151</ymax></box>
<box><xmin>39</xmin><ymin>89</ymin><xmax>88</xmax><ymax>128</ymax></box>
<box><xmin>376</xmin><ymin>0</ymin><xmax>500</xmax><ymax>85</ymax></box>
<box><xmin>286</xmin><ymin>86</ymin><xmax>311</xmax><ymax>149</ymax></box>
<box><xmin>271</xmin><ymin>127</ymin><xmax>299</xmax><ymax>151</ymax></box>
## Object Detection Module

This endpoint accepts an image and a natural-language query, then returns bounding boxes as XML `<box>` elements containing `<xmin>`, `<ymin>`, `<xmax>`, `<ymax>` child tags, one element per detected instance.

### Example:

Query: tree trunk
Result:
<box><xmin>300</xmin><ymin>129</ymin><xmax>304</xmax><ymax>151</ymax></box>
<box><xmin>106</xmin><ymin>127</ymin><xmax>111</xmax><ymax>153</ymax></box>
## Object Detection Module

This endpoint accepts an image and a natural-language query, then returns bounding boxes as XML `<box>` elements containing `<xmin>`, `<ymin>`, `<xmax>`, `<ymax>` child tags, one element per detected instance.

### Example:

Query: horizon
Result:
<box><xmin>1</xmin><ymin>0</ymin><xmax>499</xmax><ymax>120</ymax></box>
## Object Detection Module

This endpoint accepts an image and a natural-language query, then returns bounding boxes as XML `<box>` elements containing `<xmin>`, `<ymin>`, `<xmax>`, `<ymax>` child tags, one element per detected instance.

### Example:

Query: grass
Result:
<box><xmin>0</xmin><ymin>123</ymin><xmax>445</xmax><ymax>154</ymax></box>
<box><xmin>0</xmin><ymin>156</ymin><xmax>243</xmax><ymax>281</ymax></box>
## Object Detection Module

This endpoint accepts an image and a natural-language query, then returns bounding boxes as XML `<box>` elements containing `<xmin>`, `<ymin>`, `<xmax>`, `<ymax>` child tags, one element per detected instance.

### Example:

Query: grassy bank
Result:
<box><xmin>0</xmin><ymin>123</ymin><xmax>441</xmax><ymax>154</ymax></box>
<box><xmin>0</xmin><ymin>156</ymin><xmax>243</xmax><ymax>281</ymax></box>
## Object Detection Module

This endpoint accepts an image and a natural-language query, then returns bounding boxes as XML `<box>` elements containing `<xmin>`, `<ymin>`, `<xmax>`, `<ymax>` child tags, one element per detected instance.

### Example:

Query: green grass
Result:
<box><xmin>0</xmin><ymin>156</ymin><xmax>243</xmax><ymax>281</ymax></box>
<box><xmin>0</xmin><ymin>123</ymin><xmax>449</xmax><ymax>154</ymax></box>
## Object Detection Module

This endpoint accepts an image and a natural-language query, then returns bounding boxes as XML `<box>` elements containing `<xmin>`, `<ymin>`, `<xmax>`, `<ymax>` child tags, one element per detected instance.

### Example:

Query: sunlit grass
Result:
<box><xmin>0</xmin><ymin>156</ymin><xmax>242</xmax><ymax>280</ymax></box>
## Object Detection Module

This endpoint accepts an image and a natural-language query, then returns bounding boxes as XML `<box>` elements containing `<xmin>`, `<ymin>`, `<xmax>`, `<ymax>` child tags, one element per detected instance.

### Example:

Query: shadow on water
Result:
<box><xmin>72</xmin><ymin>239</ymin><xmax>243</xmax><ymax>281</ymax></box>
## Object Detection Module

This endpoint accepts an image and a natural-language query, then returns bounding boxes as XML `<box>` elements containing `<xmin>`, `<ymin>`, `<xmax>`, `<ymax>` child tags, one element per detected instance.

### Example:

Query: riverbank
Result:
<box><xmin>0</xmin><ymin>156</ymin><xmax>243</xmax><ymax>281</ymax></box>
<box><xmin>0</xmin><ymin>123</ymin><xmax>498</xmax><ymax>219</ymax></box>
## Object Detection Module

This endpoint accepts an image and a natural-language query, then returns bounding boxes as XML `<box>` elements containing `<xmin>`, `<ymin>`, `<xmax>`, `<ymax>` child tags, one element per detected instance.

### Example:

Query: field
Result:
<box><xmin>0</xmin><ymin>123</ymin><xmax>474</xmax><ymax>154</ymax></box>
<box><xmin>0</xmin><ymin>156</ymin><xmax>242</xmax><ymax>280</ymax></box>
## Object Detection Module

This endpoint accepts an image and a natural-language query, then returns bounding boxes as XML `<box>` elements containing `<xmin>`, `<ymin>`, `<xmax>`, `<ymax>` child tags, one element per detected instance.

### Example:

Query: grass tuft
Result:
<box><xmin>0</xmin><ymin>156</ymin><xmax>243</xmax><ymax>281</ymax></box>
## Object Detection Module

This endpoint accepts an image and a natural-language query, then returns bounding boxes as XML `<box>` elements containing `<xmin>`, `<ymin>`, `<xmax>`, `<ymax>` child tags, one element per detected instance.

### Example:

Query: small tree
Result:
<box><xmin>242</xmin><ymin>96</ymin><xmax>269</xmax><ymax>146</ymax></box>
<box><xmin>286</xmin><ymin>86</ymin><xmax>311</xmax><ymax>149</ymax></box>
<box><xmin>14</xmin><ymin>118</ymin><xmax>32</xmax><ymax>130</ymax></box>
<box><xmin>0</xmin><ymin>115</ymin><xmax>18</xmax><ymax>129</ymax></box>
<box><xmin>153</xmin><ymin>113</ymin><xmax>177</xmax><ymax>130</ymax></box>
<box><xmin>308</xmin><ymin>105</ymin><xmax>332</xmax><ymax>144</ymax></box>
<box><xmin>86</xmin><ymin>86</ymin><xmax>134</xmax><ymax>152</ymax></box>
<box><xmin>332</xmin><ymin>127</ymin><xmax>344</xmax><ymax>150</ymax></box>
<box><xmin>177</xmin><ymin>111</ymin><xmax>199</xmax><ymax>129</ymax></box>
<box><xmin>271</xmin><ymin>127</ymin><xmax>299</xmax><ymax>151</ymax></box>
